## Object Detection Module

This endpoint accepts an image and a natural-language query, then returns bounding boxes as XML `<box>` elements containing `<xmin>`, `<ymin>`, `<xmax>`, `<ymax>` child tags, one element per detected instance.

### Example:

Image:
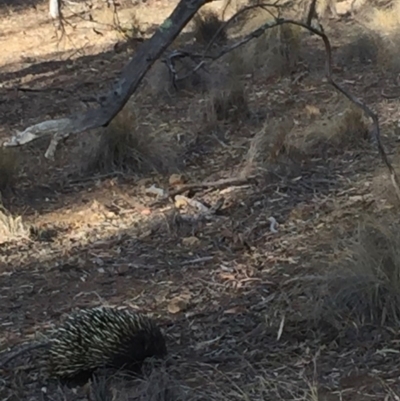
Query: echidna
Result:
<box><xmin>1</xmin><ymin>307</ymin><xmax>167</xmax><ymax>384</ymax></box>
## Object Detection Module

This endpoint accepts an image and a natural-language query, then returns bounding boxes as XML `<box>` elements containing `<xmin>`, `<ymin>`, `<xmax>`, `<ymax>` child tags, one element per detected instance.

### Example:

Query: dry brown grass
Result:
<box><xmin>147</xmin><ymin>5</ymin><xmax>302</xmax><ymax>98</ymax></box>
<box><xmin>241</xmin><ymin>103</ymin><xmax>369</xmax><ymax>178</ymax></box>
<box><xmin>355</xmin><ymin>1</ymin><xmax>400</xmax><ymax>72</ymax></box>
<box><xmin>118</xmin><ymin>10</ymin><xmax>143</xmax><ymax>40</ymax></box>
<box><xmin>338</xmin><ymin>32</ymin><xmax>380</xmax><ymax>66</ymax></box>
<box><xmin>192</xmin><ymin>9</ymin><xmax>227</xmax><ymax>46</ymax></box>
<box><xmin>0</xmin><ymin>205</ymin><xmax>28</xmax><ymax>244</ymax></box>
<box><xmin>86</xmin><ymin>103</ymin><xmax>180</xmax><ymax>175</ymax></box>
<box><xmin>190</xmin><ymin>73</ymin><xmax>250</xmax><ymax>132</ymax></box>
<box><xmin>85</xmin><ymin>361</ymin><xmax>321</xmax><ymax>401</ymax></box>
<box><xmin>226</xmin><ymin>21</ymin><xmax>303</xmax><ymax>78</ymax></box>
<box><xmin>293</xmin><ymin>104</ymin><xmax>370</xmax><ymax>158</ymax></box>
<box><xmin>207</xmin><ymin>81</ymin><xmax>249</xmax><ymax>122</ymax></box>
<box><xmin>242</xmin><ymin>117</ymin><xmax>295</xmax><ymax>177</ymax></box>
<box><xmin>84</xmin><ymin>364</ymin><xmax>191</xmax><ymax>401</ymax></box>
<box><xmin>317</xmin><ymin>217</ymin><xmax>400</xmax><ymax>328</ymax></box>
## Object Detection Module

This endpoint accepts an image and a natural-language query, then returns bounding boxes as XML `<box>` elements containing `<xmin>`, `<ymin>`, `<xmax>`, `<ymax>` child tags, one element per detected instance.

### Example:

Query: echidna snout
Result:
<box><xmin>107</xmin><ymin>322</ymin><xmax>168</xmax><ymax>370</ymax></box>
<box><xmin>47</xmin><ymin>307</ymin><xmax>167</xmax><ymax>383</ymax></box>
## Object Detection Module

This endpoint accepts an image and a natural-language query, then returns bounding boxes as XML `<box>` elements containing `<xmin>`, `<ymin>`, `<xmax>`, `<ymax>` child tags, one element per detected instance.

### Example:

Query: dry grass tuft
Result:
<box><xmin>118</xmin><ymin>10</ymin><xmax>143</xmax><ymax>40</ymax></box>
<box><xmin>356</xmin><ymin>1</ymin><xmax>400</xmax><ymax>72</ymax></box>
<box><xmin>87</xmin><ymin>364</ymin><xmax>190</xmax><ymax>401</ymax></box>
<box><xmin>242</xmin><ymin>117</ymin><xmax>295</xmax><ymax>177</ymax></box>
<box><xmin>338</xmin><ymin>33</ymin><xmax>380</xmax><ymax>66</ymax></box>
<box><xmin>135</xmin><ymin>366</ymin><xmax>188</xmax><ymax>401</ymax></box>
<box><xmin>210</xmin><ymin>83</ymin><xmax>248</xmax><ymax>122</ymax></box>
<box><xmin>0</xmin><ymin>147</ymin><xmax>19</xmax><ymax>192</ymax></box>
<box><xmin>195</xmin><ymin>76</ymin><xmax>249</xmax><ymax>129</ymax></box>
<box><xmin>86</xmin><ymin>104</ymin><xmax>180</xmax><ymax>175</ymax></box>
<box><xmin>0</xmin><ymin>205</ymin><xmax>28</xmax><ymax>244</ymax></box>
<box><xmin>295</xmin><ymin>104</ymin><xmax>370</xmax><ymax>157</ymax></box>
<box><xmin>226</xmin><ymin>16</ymin><xmax>302</xmax><ymax>78</ymax></box>
<box><xmin>192</xmin><ymin>10</ymin><xmax>227</xmax><ymax>46</ymax></box>
<box><xmin>319</xmin><ymin>218</ymin><xmax>400</xmax><ymax>328</ymax></box>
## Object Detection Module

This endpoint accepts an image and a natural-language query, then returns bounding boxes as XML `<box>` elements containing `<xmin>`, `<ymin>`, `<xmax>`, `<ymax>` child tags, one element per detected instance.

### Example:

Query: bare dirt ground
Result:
<box><xmin>1</xmin><ymin>0</ymin><xmax>400</xmax><ymax>399</ymax></box>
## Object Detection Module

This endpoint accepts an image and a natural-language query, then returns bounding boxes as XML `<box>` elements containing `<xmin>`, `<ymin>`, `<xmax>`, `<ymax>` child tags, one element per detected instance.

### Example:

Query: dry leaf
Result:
<box><xmin>175</xmin><ymin>196</ymin><xmax>188</xmax><ymax>208</ymax></box>
<box><xmin>169</xmin><ymin>174</ymin><xmax>187</xmax><ymax>187</ymax></box>
<box><xmin>182</xmin><ymin>236</ymin><xmax>201</xmax><ymax>247</ymax></box>
<box><xmin>168</xmin><ymin>297</ymin><xmax>189</xmax><ymax>314</ymax></box>
<box><xmin>145</xmin><ymin>185</ymin><xmax>166</xmax><ymax>198</ymax></box>
<box><xmin>175</xmin><ymin>195</ymin><xmax>210</xmax><ymax>213</ymax></box>
<box><xmin>305</xmin><ymin>105</ymin><xmax>321</xmax><ymax>118</ymax></box>
<box><xmin>219</xmin><ymin>272</ymin><xmax>236</xmax><ymax>281</ymax></box>
<box><xmin>139</xmin><ymin>229</ymin><xmax>152</xmax><ymax>239</ymax></box>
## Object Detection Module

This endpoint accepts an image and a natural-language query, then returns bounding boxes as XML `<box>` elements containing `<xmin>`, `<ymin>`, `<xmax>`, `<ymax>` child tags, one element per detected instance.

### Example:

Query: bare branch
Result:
<box><xmin>3</xmin><ymin>0</ymin><xmax>214</xmax><ymax>159</ymax></box>
<box><xmin>305</xmin><ymin>0</ymin><xmax>318</xmax><ymax>26</ymax></box>
<box><xmin>151</xmin><ymin>176</ymin><xmax>257</xmax><ymax>207</ymax></box>
<box><xmin>205</xmin><ymin>2</ymin><xmax>281</xmax><ymax>58</ymax></box>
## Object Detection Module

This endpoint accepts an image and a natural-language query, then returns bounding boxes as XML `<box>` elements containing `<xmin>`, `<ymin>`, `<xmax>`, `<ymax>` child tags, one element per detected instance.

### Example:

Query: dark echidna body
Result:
<box><xmin>47</xmin><ymin>307</ymin><xmax>167</xmax><ymax>383</ymax></box>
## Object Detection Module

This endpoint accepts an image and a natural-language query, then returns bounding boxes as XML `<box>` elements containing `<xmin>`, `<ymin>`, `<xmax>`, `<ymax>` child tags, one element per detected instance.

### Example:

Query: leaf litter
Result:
<box><xmin>2</xmin><ymin>1</ymin><xmax>400</xmax><ymax>400</ymax></box>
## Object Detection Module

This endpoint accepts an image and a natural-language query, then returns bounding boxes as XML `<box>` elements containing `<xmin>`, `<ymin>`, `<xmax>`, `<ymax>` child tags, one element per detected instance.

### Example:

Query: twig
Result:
<box><xmin>6</xmin><ymin>86</ymin><xmax>75</xmax><ymax>94</ymax></box>
<box><xmin>164</xmin><ymin>2</ymin><xmax>281</xmax><ymax>84</ymax></box>
<box><xmin>173</xmin><ymin>176</ymin><xmax>256</xmax><ymax>197</ymax></box>
<box><xmin>162</xmin><ymin>50</ymin><xmax>213</xmax><ymax>89</ymax></box>
<box><xmin>305</xmin><ymin>0</ymin><xmax>318</xmax><ymax>26</ymax></box>
<box><xmin>204</xmin><ymin>2</ymin><xmax>280</xmax><ymax>58</ymax></box>
<box><xmin>175</xmin><ymin>17</ymin><xmax>293</xmax><ymax>83</ymax></box>
<box><xmin>181</xmin><ymin>256</ymin><xmax>214</xmax><ymax>266</ymax></box>
<box><xmin>171</xmin><ymin>176</ymin><xmax>257</xmax><ymax>196</ymax></box>
<box><xmin>151</xmin><ymin>176</ymin><xmax>257</xmax><ymax>207</ymax></box>
<box><xmin>381</xmin><ymin>88</ymin><xmax>400</xmax><ymax>99</ymax></box>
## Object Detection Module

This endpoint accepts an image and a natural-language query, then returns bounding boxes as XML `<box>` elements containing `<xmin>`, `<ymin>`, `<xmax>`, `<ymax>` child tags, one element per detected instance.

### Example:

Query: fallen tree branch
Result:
<box><xmin>151</xmin><ymin>176</ymin><xmax>257</xmax><ymax>207</ymax></box>
<box><xmin>169</xmin><ymin>176</ymin><xmax>258</xmax><ymax>197</ymax></box>
<box><xmin>2</xmin><ymin>0</ymin><xmax>214</xmax><ymax>159</ymax></box>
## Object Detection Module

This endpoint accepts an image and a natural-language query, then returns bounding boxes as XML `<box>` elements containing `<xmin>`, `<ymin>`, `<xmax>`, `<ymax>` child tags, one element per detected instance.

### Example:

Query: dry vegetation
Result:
<box><xmin>2</xmin><ymin>0</ymin><xmax>400</xmax><ymax>400</ymax></box>
<box><xmin>226</xmin><ymin>10</ymin><xmax>303</xmax><ymax>78</ymax></box>
<box><xmin>320</xmin><ymin>218</ymin><xmax>400</xmax><ymax>328</ymax></box>
<box><xmin>192</xmin><ymin>9</ymin><xmax>227</xmax><ymax>45</ymax></box>
<box><xmin>339</xmin><ymin>0</ymin><xmax>400</xmax><ymax>73</ymax></box>
<box><xmin>86</xmin><ymin>103</ymin><xmax>180</xmax><ymax>175</ymax></box>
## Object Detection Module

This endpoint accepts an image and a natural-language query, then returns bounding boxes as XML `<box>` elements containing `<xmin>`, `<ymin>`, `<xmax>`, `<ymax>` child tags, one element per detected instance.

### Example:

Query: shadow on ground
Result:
<box><xmin>0</xmin><ymin>0</ymin><xmax>42</xmax><ymax>12</ymax></box>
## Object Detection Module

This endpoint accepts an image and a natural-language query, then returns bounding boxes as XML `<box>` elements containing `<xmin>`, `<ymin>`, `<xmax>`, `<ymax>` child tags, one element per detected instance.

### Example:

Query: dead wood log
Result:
<box><xmin>3</xmin><ymin>0</ymin><xmax>213</xmax><ymax>159</ymax></box>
